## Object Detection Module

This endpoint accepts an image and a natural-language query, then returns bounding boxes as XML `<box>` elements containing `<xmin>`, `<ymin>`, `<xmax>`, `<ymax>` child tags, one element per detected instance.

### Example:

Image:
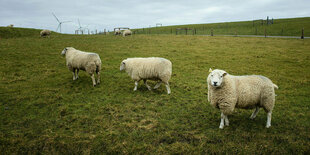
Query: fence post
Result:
<box><xmin>281</xmin><ymin>28</ymin><xmax>283</xmax><ymax>36</ymax></box>
<box><xmin>301</xmin><ymin>28</ymin><xmax>304</xmax><ymax>39</ymax></box>
<box><xmin>211</xmin><ymin>29</ymin><xmax>213</xmax><ymax>36</ymax></box>
<box><xmin>264</xmin><ymin>28</ymin><xmax>267</xmax><ymax>38</ymax></box>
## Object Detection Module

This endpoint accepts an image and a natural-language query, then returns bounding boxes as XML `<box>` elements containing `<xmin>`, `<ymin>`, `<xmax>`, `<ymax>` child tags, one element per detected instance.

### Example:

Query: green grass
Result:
<box><xmin>133</xmin><ymin>17</ymin><xmax>310</xmax><ymax>36</ymax></box>
<box><xmin>0</xmin><ymin>27</ymin><xmax>61</xmax><ymax>39</ymax></box>
<box><xmin>0</xmin><ymin>28</ymin><xmax>309</xmax><ymax>154</ymax></box>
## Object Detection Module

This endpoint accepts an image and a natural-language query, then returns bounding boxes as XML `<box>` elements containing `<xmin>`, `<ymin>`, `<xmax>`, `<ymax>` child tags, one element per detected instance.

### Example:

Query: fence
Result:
<box><xmin>132</xmin><ymin>26</ymin><xmax>307</xmax><ymax>39</ymax></box>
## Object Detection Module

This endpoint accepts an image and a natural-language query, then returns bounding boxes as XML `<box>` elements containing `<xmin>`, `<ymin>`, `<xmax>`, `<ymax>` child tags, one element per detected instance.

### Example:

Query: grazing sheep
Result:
<box><xmin>61</xmin><ymin>47</ymin><xmax>101</xmax><ymax>86</ymax></box>
<box><xmin>114</xmin><ymin>29</ymin><xmax>121</xmax><ymax>35</ymax></box>
<box><xmin>40</xmin><ymin>30</ymin><xmax>51</xmax><ymax>37</ymax></box>
<box><xmin>122</xmin><ymin>29</ymin><xmax>132</xmax><ymax>37</ymax></box>
<box><xmin>7</xmin><ymin>24</ymin><xmax>14</xmax><ymax>27</ymax></box>
<box><xmin>120</xmin><ymin>57</ymin><xmax>172</xmax><ymax>94</ymax></box>
<box><xmin>207</xmin><ymin>68</ymin><xmax>278</xmax><ymax>129</ymax></box>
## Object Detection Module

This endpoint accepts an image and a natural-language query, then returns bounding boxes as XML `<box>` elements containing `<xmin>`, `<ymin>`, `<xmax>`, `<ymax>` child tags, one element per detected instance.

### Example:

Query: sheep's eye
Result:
<box><xmin>211</xmin><ymin>75</ymin><xmax>213</xmax><ymax>77</ymax></box>
<box><xmin>220</xmin><ymin>76</ymin><xmax>223</xmax><ymax>78</ymax></box>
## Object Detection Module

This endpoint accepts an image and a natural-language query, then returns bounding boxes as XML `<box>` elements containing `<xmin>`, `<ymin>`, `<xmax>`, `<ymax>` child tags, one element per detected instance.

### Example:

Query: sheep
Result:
<box><xmin>61</xmin><ymin>47</ymin><xmax>102</xmax><ymax>86</ymax></box>
<box><xmin>122</xmin><ymin>29</ymin><xmax>132</xmax><ymax>37</ymax></box>
<box><xmin>114</xmin><ymin>29</ymin><xmax>121</xmax><ymax>35</ymax></box>
<box><xmin>120</xmin><ymin>57</ymin><xmax>172</xmax><ymax>94</ymax></box>
<box><xmin>207</xmin><ymin>68</ymin><xmax>278</xmax><ymax>129</ymax></box>
<box><xmin>40</xmin><ymin>30</ymin><xmax>51</xmax><ymax>37</ymax></box>
<box><xmin>7</xmin><ymin>24</ymin><xmax>14</xmax><ymax>27</ymax></box>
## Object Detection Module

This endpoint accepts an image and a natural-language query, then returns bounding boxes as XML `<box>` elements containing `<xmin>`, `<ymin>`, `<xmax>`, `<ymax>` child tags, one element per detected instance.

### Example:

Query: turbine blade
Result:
<box><xmin>62</xmin><ymin>21</ymin><xmax>72</xmax><ymax>23</ymax></box>
<box><xmin>52</xmin><ymin>13</ymin><xmax>60</xmax><ymax>23</ymax></box>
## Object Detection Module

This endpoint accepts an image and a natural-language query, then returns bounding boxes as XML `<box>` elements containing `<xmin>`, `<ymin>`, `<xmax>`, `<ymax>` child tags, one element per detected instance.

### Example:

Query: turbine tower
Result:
<box><xmin>52</xmin><ymin>13</ymin><xmax>72</xmax><ymax>33</ymax></box>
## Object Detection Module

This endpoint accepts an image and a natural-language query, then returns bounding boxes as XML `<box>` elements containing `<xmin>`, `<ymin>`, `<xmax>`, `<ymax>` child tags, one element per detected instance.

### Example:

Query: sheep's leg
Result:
<box><xmin>250</xmin><ymin>106</ymin><xmax>260</xmax><ymax>119</ymax></box>
<box><xmin>133</xmin><ymin>81</ymin><xmax>139</xmax><ymax>91</ymax></box>
<box><xmin>72</xmin><ymin>69</ymin><xmax>76</xmax><ymax>80</ymax></box>
<box><xmin>143</xmin><ymin>79</ymin><xmax>152</xmax><ymax>91</ymax></box>
<box><xmin>91</xmin><ymin>74</ymin><xmax>96</xmax><ymax>87</ymax></box>
<box><xmin>96</xmin><ymin>71</ymin><xmax>100</xmax><ymax>84</ymax></box>
<box><xmin>76</xmin><ymin>69</ymin><xmax>79</xmax><ymax>79</ymax></box>
<box><xmin>266</xmin><ymin>111</ymin><xmax>272</xmax><ymax>128</ymax></box>
<box><xmin>224</xmin><ymin>115</ymin><xmax>229</xmax><ymax>126</ymax></box>
<box><xmin>164</xmin><ymin>82</ymin><xmax>171</xmax><ymax>94</ymax></box>
<box><xmin>219</xmin><ymin>112</ymin><xmax>225</xmax><ymax>129</ymax></box>
<box><xmin>154</xmin><ymin>81</ymin><xmax>162</xmax><ymax>89</ymax></box>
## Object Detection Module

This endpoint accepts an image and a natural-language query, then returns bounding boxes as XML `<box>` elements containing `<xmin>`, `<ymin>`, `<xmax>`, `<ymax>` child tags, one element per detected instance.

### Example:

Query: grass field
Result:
<box><xmin>0</xmin><ymin>29</ymin><xmax>310</xmax><ymax>154</ymax></box>
<box><xmin>134</xmin><ymin>17</ymin><xmax>310</xmax><ymax>37</ymax></box>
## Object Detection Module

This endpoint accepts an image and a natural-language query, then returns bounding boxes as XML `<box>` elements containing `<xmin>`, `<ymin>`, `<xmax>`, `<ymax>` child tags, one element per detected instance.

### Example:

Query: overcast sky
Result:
<box><xmin>0</xmin><ymin>0</ymin><xmax>309</xmax><ymax>34</ymax></box>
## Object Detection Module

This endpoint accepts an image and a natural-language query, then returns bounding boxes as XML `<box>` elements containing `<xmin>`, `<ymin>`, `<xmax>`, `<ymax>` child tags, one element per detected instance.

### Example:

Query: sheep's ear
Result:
<box><xmin>223</xmin><ymin>72</ymin><xmax>227</xmax><ymax>76</ymax></box>
<box><xmin>122</xmin><ymin>62</ymin><xmax>125</xmax><ymax>65</ymax></box>
<box><xmin>209</xmin><ymin>68</ymin><xmax>213</xmax><ymax>73</ymax></box>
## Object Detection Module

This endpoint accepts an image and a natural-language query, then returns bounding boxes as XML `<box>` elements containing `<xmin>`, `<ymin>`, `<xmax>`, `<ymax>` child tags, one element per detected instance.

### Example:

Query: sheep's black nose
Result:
<box><xmin>213</xmin><ymin>82</ymin><xmax>217</xmax><ymax>86</ymax></box>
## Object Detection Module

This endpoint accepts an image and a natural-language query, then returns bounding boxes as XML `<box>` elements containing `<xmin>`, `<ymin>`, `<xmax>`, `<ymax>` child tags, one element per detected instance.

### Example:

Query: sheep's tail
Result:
<box><xmin>273</xmin><ymin>84</ymin><xmax>278</xmax><ymax>89</ymax></box>
<box><xmin>95</xmin><ymin>59</ymin><xmax>101</xmax><ymax>73</ymax></box>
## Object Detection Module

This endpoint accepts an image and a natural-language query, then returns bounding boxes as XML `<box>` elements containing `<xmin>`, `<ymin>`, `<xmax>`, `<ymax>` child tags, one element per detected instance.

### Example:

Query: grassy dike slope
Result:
<box><xmin>134</xmin><ymin>17</ymin><xmax>310</xmax><ymax>36</ymax></box>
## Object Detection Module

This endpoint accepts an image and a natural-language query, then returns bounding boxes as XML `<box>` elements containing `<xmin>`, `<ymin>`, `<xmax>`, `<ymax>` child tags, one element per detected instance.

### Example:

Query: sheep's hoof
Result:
<box><xmin>266</xmin><ymin>125</ymin><xmax>271</xmax><ymax>128</ymax></box>
<box><xmin>219</xmin><ymin>126</ymin><xmax>224</xmax><ymax>129</ymax></box>
<box><xmin>93</xmin><ymin>84</ymin><xmax>96</xmax><ymax>87</ymax></box>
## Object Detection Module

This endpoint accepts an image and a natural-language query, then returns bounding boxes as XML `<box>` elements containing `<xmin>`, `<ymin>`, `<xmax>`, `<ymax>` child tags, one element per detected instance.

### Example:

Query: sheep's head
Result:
<box><xmin>120</xmin><ymin>60</ymin><xmax>126</xmax><ymax>71</ymax></box>
<box><xmin>208</xmin><ymin>68</ymin><xmax>227</xmax><ymax>88</ymax></box>
<box><xmin>61</xmin><ymin>47</ymin><xmax>68</xmax><ymax>56</ymax></box>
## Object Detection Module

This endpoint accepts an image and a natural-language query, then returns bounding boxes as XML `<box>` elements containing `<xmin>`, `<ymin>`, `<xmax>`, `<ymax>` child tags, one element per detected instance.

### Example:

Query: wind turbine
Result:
<box><xmin>52</xmin><ymin>13</ymin><xmax>72</xmax><ymax>33</ymax></box>
<box><xmin>77</xmin><ymin>19</ymin><xmax>89</xmax><ymax>34</ymax></box>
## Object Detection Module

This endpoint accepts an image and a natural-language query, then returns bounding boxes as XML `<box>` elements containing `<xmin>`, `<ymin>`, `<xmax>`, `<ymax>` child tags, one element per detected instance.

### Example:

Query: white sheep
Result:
<box><xmin>122</xmin><ymin>29</ymin><xmax>132</xmax><ymax>37</ymax></box>
<box><xmin>207</xmin><ymin>68</ymin><xmax>278</xmax><ymax>129</ymax></box>
<box><xmin>114</xmin><ymin>29</ymin><xmax>121</xmax><ymax>35</ymax></box>
<box><xmin>61</xmin><ymin>47</ymin><xmax>102</xmax><ymax>86</ymax></box>
<box><xmin>120</xmin><ymin>57</ymin><xmax>172</xmax><ymax>94</ymax></box>
<box><xmin>7</xmin><ymin>24</ymin><xmax>14</xmax><ymax>27</ymax></box>
<box><xmin>40</xmin><ymin>30</ymin><xmax>51</xmax><ymax>37</ymax></box>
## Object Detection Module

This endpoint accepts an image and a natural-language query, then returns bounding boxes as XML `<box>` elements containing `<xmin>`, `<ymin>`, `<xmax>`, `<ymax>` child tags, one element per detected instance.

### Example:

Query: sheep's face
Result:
<box><xmin>208</xmin><ymin>69</ymin><xmax>227</xmax><ymax>88</ymax></box>
<box><xmin>61</xmin><ymin>48</ymin><xmax>67</xmax><ymax>56</ymax></box>
<box><xmin>120</xmin><ymin>61</ymin><xmax>126</xmax><ymax>71</ymax></box>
